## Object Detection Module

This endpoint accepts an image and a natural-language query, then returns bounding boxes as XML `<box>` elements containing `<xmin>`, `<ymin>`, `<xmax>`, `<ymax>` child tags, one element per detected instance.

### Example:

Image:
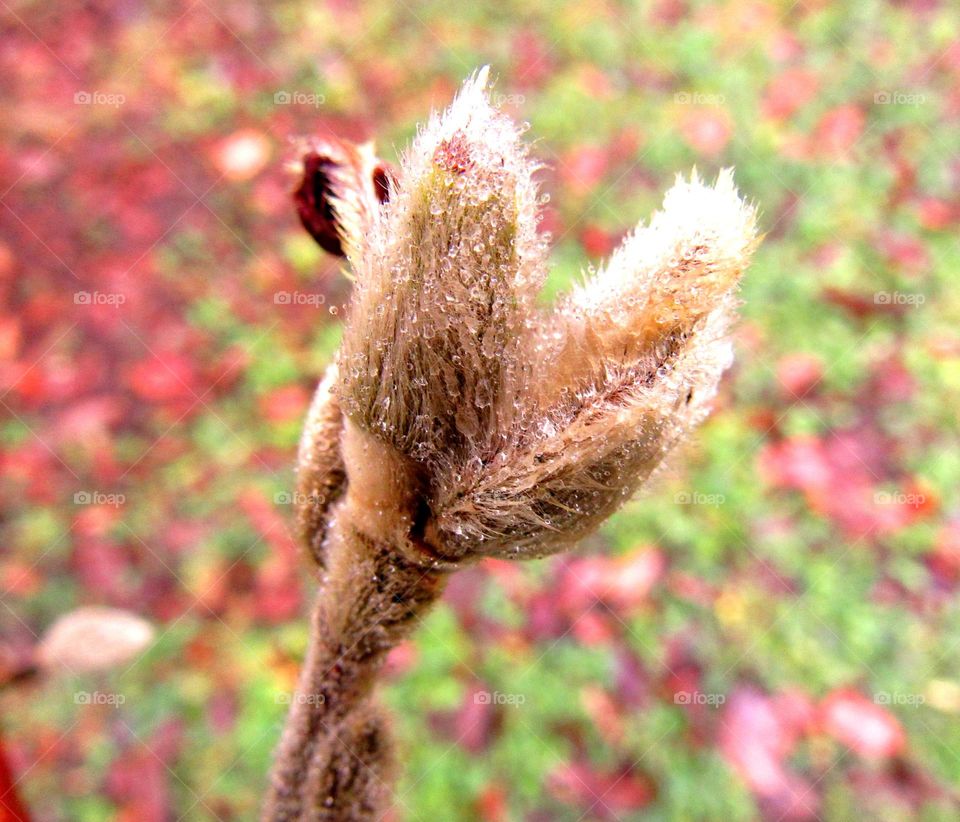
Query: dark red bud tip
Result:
<box><xmin>372</xmin><ymin>166</ymin><xmax>392</xmax><ymax>204</ymax></box>
<box><xmin>294</xmin><ymin>152</ymin><xmax>346</xmax><ymax>257</ymax></box>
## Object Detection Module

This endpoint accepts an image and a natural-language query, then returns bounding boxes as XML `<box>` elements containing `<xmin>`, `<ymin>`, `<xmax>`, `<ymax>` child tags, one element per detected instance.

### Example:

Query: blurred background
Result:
<box><xmin>2</xmin><ymin>0</ymin><xmax>960</xmax><ymax>819</ymax></box>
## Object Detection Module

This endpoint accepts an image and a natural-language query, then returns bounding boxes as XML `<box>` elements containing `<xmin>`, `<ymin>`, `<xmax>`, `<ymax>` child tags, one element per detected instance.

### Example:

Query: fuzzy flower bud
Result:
<box><xmin>316</xmin><ymin>71</ymin><xmax>756</xmax><ymax>567</ymax></box>
<box><xmin>272</xmin><ymin>70</ymin><xmax>761</xmax><ymax>821</ymax></box>
<box><xmin>338</xmin><ymin>68</ymin><xmax>547</xmax><ymax>472</ymax></box>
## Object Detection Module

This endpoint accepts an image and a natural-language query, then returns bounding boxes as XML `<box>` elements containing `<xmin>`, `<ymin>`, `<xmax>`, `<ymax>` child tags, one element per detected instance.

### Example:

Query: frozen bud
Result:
<box><xmin>542</xmin><ymin>169</ymin><xmax>757</xmax><ymax>403</ymax></box>
<box><xmin>302</xmin><ymin>71</ymin><xmax>759</xmax><ymax>567</ymax></box>
<box><xmin>339</xmin><ymin>67</ymin><xmax>547</xmax><ymax>469</ymax></box>
<box><xmin>293</xmin><ymin>138</ymin><xmax>393</xmax><ymax>259</ymax></box>
<box><xmin>427</xmin><ymin>172</ymin><xmax>757</xmax><ymax>560</ymax></box>
<box><xmin>37</xmin><ymin>607</ymin><xmax>154</xmax><ymax>673</ymax></box>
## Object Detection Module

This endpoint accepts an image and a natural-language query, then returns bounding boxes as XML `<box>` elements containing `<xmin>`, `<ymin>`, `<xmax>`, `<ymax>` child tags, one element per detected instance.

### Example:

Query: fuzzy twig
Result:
<box><xmin>264</xmin><ymin>67</ymin><xmax>758</xmax><ymax>820</ymax></box>
<box><xmin>264</xmin><ymin>424</ymin><xmax>447</xmax><ymax>821</ymax></box>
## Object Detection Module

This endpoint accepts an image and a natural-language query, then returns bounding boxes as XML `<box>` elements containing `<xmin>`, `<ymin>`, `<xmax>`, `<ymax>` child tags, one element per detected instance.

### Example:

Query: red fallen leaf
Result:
<box><xmin>0</xmin><ymin>562</ymin><xmax>41</xmax><ymax>598</ymax></box>
<box><xmin>668</xmin><ymin>571</ymin><xmax>716</xmax><ymax>607</ymax></box>
<box><xmin>476</xmin><ymin>783</ymin><xmax>509</xmax><ymax>822</ymax></box>
<box><xmin>71</xmin><ymin>539</ymin><xmax>130</xmax><ymax>598</ymax></box>
<box><xmin>719</xmin><ymin>688</ymin><xmax>791</xmax><ymax>792</ymax></box>
<box><xmin>457</xmin><ymin>683</ymin><xmax>504</xmax><ymax>754</ymax></box>
<box><xmin>679</xmin><ymin>107</ymin><xmax>732</xmax><ymax>157</ymax></box>
<box><xmin>866</xmin><ymin>354</ymin><xmax>915</xmax><ymax>403</ymax></box>
<box><xmin>57</xmin><ymin>397</ymin><xmax>124</xmax><ymax>443</ymax></box>
<box><xmin>878</xmin><ymin>231</ymin><xmax>929</xmax><ymax>275</ymax></box>
<box><xmin>383</xmin><ymin>641</ymin><xmax>418</xmax><ymax>678</ymax></box>
<box><xmin>579</xmin><ymin>225</ymin><xmax>616</xmax><ymax>257</ymax></box>
<box><xmin>0</xmin><ymin>727</ymin><xmax>31</xmax><ymax>822</ymax></box>
<box><xmin>429</xmin><ymin>682</ymin><xmax>503</xmax><ymax>755</ymax></box>
<box><xmin>548</xmin><ymin>760</ymin><xmax>655</xmax><ymax>819</ymax></box>
<box><xmin>813</xmin><ymin>105</ymin><xmax>865</xmax><ymax>157</ymax></box>
<box><xmin>511</xmin><ymin>30</ymin><xmax>554</xmax><ymax>88</ymax></box>
<box><xmin>925</xmin><ymin>519</ymin><xmax>960</xmax><ymax>587</ymax></box>
<box><xmin>127</xmin><ymin>354</ymin><xmax>198</xmax><ymax>404</ymax></box>
<box><xmin>560</xmin><ymin>144</ymin><xmax>609</xmax><ymax>195</ymax></box>
<box><xmin>208</xmin><ymin>688</ymin><xmax>238</xmax><ymax>735</ymax></box>
<box><xmin>821</xmin><ymin>286</ymin><xmax>907</xmax><ymax>320</ymax></box>
<box><xmin>763</xmin><ymin>68</ymin><xmax>820</xmax><ymax>120</ymax></box>
<box><xmin>602</xmin><ymin>547</ymin><xmax>666</xmax><ymax>611</ymax></box>
<box><xmin>0</xmin><ymin>241</ymin><xmax>14</xmax><ymax>280</ymax></box>
<box><xmin>106</xmin><ymin>747</ymin><xmax>170</xmax><ymax>822</ymax></box>
<box><xmin>767</xmin><ymin>31</ymin><xmax>803</xmax><ymax>61</ymax></box>
<box><xmin>260</xmin><ymin>384</ymin><xmax>310</xmax><ymax>424</ymax></box>
<box><xmin>819</xmin><ymin>689</ymin><xmax>906</xmax><ymax>758</ymax></box>
<box><xmin>571</xmin><ymin>610</ymin><xmax>617</xmax><ymax>646</ymax></box>
<box><xmin>239</xmin><ymin>488</ymin><xmax>298</xmax><ymax>562</ymax></box>
<box><xmin>613</xmin><ymin>646</ymin><xmax>650</xmax><ymax>708</ymax></box>
<box><xmin>760</xmin><ymin>433</ymin><xmax>933</xmax><ymax>539</ymax></box>
<box><xmin>577</xmin><ymin>65</ymin><xmax>615</xmax><ymax>100</ymax></box>
<box><xmin>848</xmin><ymin>757</ymin><xmax>951</xmax><ymax>814</ymax></box>
<box><xmin>558</xmin><ymin>550</ymin><xmax>663</xmax><ymax>618</ymax></box>
<box><xmin>658</xmin><ymin>644</ymin><xmax>702</xmax><ymax>707</ymax></box>
<box><xmin>916</xmin><ymin>197</ymin><xmax>955</xmax><ymax>230</ymax></box>
<box><xmin>73</xmin><ymin>504</ymin><xmax>124</xmax><ymax>538</ymax></box>
<box><xmin>581</xmin><ymin>685</ymin><xmax>624</xmax><ymax>745</ymax></box>
<box><xmin>609</xmin><ymin>127</ymin><xmax>643</xmax><ymax>162</ymax></box>
<box><xmin>212</xmin><ymin>129</ymin><xmax>271</xmax><ymax>181</ymax></box>
<box><xmin>759</xmin><ymin>435</ymin><xmax>832</xmax><ymax>491</ymax></box>
<box><xmin>253</xmin><ymin>558</ymin><xmax>302</xmax><ymax>623</ymax></box>
<box><xmin>0</xmin><ymin>443</ymin><xmax>57</xmax><ymax>502</ymax></box>
<box><xmin>524</xmin><ymin>589</ymin><xmax>567</xmax><ymax>641</ymax></box>
<box><xmin>772</xmin><ymin>688</ymin><xmax>818</xmax><ymax>744</ymax></box>
<box><xmin>651</xmin><ymin>0</ymin><xmax>686</xmax><ymax>27</ymax></box>
<box><xmin>776</xmin><ymin>352</ymin><xmax>823</xmax><ymax>398</ymax></box>
<box><xmin>0</xmin><ymin>316</ymin><xmax>20</xmax><ymax>361</ymax></box>
<box><xmin>555</xmin><ymin>557</ymin><xmax>604</xmax><ymax>609</ymax></box>
<box><xmin>163</xmin><ymin>519</ymin><xmax>209</xmax><ymax>557</ymax></box>
<box><xmin>12</xmin><ymin>355</ymin><xmax>86</xmax><ymax>407</ymax></box>
<box><xmin>719</xmin><ymin>687</ymin><xmax>819</xmax><ymax>820</ymax></box>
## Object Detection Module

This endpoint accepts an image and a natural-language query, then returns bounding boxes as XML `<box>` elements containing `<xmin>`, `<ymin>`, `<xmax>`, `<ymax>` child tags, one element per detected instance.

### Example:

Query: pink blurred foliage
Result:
<box><xmin>720</xmin><ymin>686</ymin><xmax>819</xmax><ymax>821</ymax></box>
<box><xmin>759</xmin><ymin>424</ymin><xmax>935</xmax><ymax>540</ymax></box>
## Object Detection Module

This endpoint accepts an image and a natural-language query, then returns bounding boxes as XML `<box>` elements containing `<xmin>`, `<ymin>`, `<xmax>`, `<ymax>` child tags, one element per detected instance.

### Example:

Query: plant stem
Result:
<box><xmin>263</xmin><ymin>499</ymin><xmax>447</xmax><ymax>821</ymax></box>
